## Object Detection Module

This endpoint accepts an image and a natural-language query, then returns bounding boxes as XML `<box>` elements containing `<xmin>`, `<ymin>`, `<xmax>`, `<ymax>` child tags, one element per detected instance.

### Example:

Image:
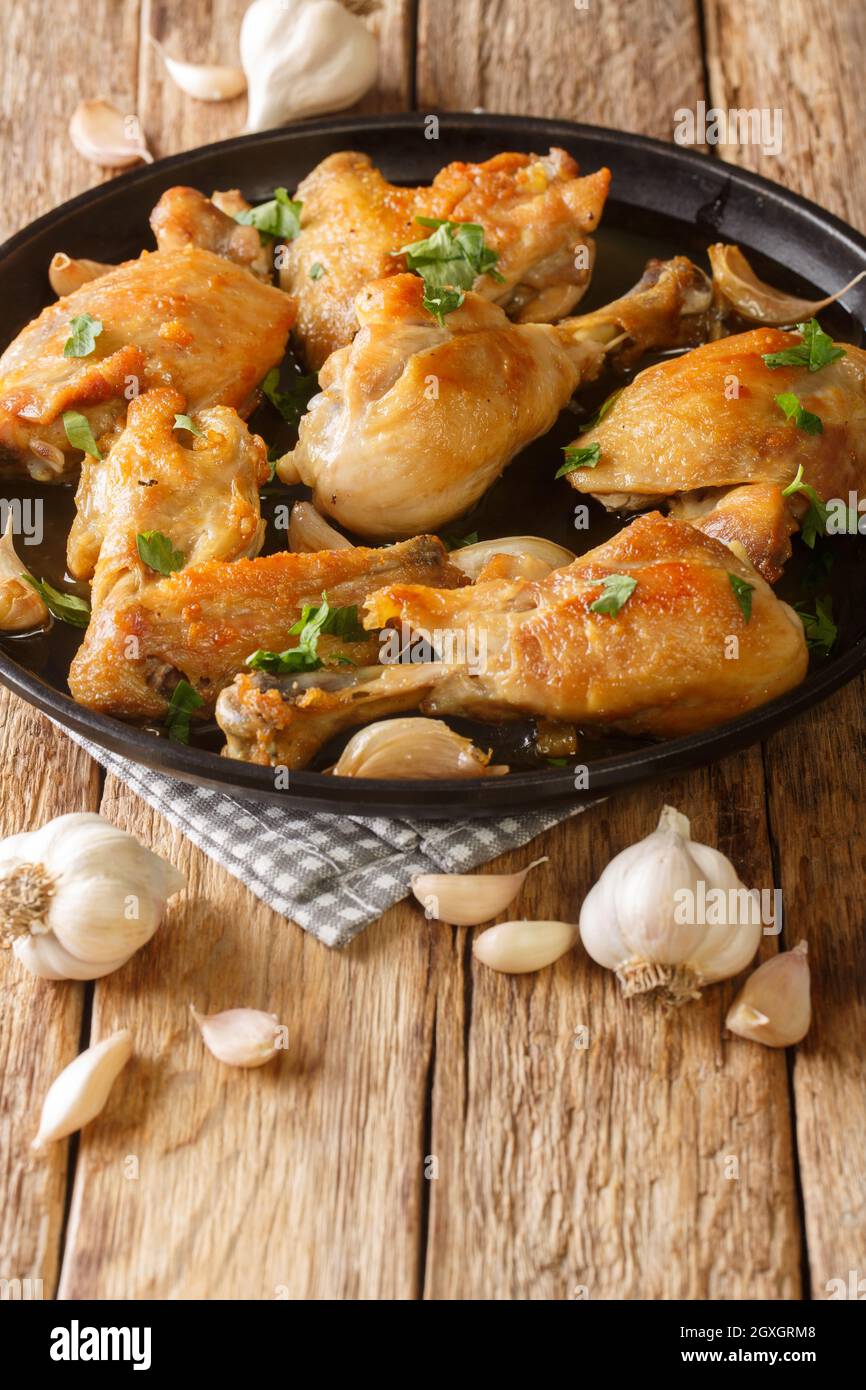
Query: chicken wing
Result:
<box><xmin>566</xmin><ymin>326</ymin><xmax>866</xmax><ymax>575</ymax></box>
<box><xmin>149</xmin><ymin>186</ymin><xmax>272</xmax><ymax>281</ymax></box>
<box><xmin>0</xmin><ymin>246</ymin><xmax>293</xmax><ymax>479</ymax></box>
<box><xmin>279</xmin><ymin>148</ymin><xmax>611</xmax><ymax>368</ymax></box>
<box><xmin>215</xmin><ymin>514</ymin><xmax>808</xmax><ymax>767</ymax></box>
<box><xmin>278</xmin><ymin>257</ymin><xmax>712</xmax><ymax>538</ymax></box>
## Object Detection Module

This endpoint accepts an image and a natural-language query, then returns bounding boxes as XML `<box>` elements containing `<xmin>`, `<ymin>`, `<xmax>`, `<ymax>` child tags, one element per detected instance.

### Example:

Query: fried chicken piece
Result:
<box><xmin>150</xmin><ymin>186</ymin><xmax>272</xmax><ymax>280</ymax></box>
<box><xmin>215</xmin><ymin>514</ymin><xmax>808</xmax><ymax>767</ymax></box>
<box><xmin>278</xmin><ymin>257</ymin><xmax>712</xmax><ymax>538</ymax></box>
<box><xmin>669</xmin><ymin>483</ymin><xmax>796</xmax><ymax>583</ymax></box>
<box><xmin>280</xmin><ymin>148</ymin><xmax>611</xmax><ymax>368</ymax></box>
<box><xmin>0</xmin><ymin>246</ymin><xmax>293</xmax><ymax>479</ymax></box>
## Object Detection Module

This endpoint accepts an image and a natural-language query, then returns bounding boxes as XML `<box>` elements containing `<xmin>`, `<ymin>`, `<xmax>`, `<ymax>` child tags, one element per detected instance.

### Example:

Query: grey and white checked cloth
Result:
<box><xmin>64</xmin><ymin>728</ymin><xmax>600</xmax><ymax>948</ymax></box>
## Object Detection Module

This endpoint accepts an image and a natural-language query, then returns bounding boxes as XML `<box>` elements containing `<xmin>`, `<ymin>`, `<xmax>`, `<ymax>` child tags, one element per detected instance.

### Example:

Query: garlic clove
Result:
<box><xmin>48</xmin><ymin>252</ymin><xmax>114</xmax><ymax>297</ymax></box>
<box><xmin>0</xmin><ymin>517</ymin><xmax>49</xmax><ymax>632</ymax></box>
<box><xmin>709</xmin><ymin>243</ymin><xmax>866</xmax><ymax>324</ymax></box>
<box><xmin>288</xmin><ymin>500</ymin><xmax>353</xmax><ymax>553</ymax></box>
<box><xmin>190</xmin><ymin>1005</ymin><xmax>284</xmax><ymax>1068</ymax></box>
<box><xmin>450</xmin><ymin>536</ymin><xmax>576</xmax><ymax>582</ymax></box>
<box><xmin>473</xmin><ymin>919</ymin><xmax>578</xmax><ymax>974</ymax></box>
<box><xmin>32</xmin><ymin>1030</ymin><xmax>133</xmax><ymax>1150</ymax></box>
<box><xmin>411</xmin><ymin>857</ymin><xmax>548</xmax><ymax>927</ymax></box>
<box><xmin>69</xmin><ymin>99</ymin><xmax>153</xmax><ymax>168</ymax></box>
<box><xmin>331</xmin><ymin>718</ymin><xmax>509</xmax><ymax>780</ymax></box>
<box><xmin>150</xmin><ymin>38</ymin><xmax>247</xmax><ymax>102</ymax></box>
<box><xmin>725</xmin><ymin>940</ymin><xmax>811</xmax><ymax>1047</ymax></box>
<box><xmin>14</xmin><ymin>932</ymin><xmax>133</xmax><ymax>982</ymax></box>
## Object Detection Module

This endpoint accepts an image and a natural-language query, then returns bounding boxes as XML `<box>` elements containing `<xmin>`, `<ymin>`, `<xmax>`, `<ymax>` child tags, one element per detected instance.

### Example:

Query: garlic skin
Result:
<box><xmin>0</xmin><ymin>517</ymin><xmax>49</xmax><ymax>632</ymax></box>
<box><xmin>473</xmin><ymin>920</ymin><xmax>578</xmax><ymax>974</ymax></box>
<box><xmin>33</xmin><ymin>1030</ymin><xmax>133</xmax><ymax>1150</ymax></box>
<box><xmin>709</xmin><ymin>244</ymin><xmax>866</xmax><ymax>324</ymax></box>
<box><xmin>726</xmin><ymin>941</ymin><xmax>811</xmax><ymax>1047</ymax></box>
<box><xmin>288</xmin><ymin>500</ymin><xmax>353</xmax><ymax>553</ymax></box>
<box><xmin>240</xmin><ymin>0</ymin><xmax>378</xmax><ymax>133</ymax></box>
<box><xmin>579</xmin><ymin>806</ymin><xmax>762</xmax><ymax>1002</ymax></box>
<box><xmin>150</xmin><ymin>39</ymin><xmax>247</xmax><ymax>101</ymax></box>
<box><xmin>69</xmin><ymin>99</ymin><xmax>153</xmax><ymax>168</ymax></box>
<box><xmin>1</xmin><ymin>813</ymin><xmax>185</xmax><ymax>982</ymax></box>
<box><xmin>331</xmin><ymin>718</ymin><xmax>509</xmax><ymax>779</ymax></box>
<box><xmin>191</xmin><ymin>1005</ymin><xmax>283</xmax><ymax>1068</ymax></box>
<box><xmin>411</xmin><ymin>857</ymin><xmax>547</xmax><ymax>927</ymax></box>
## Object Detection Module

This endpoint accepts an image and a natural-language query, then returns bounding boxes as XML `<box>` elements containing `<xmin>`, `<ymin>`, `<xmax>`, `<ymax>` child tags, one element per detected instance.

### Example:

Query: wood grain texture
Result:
<box><xmin>704</xmin><ymin>0</ymin><xmax>866</xmax><ymax>1299</ymax></box>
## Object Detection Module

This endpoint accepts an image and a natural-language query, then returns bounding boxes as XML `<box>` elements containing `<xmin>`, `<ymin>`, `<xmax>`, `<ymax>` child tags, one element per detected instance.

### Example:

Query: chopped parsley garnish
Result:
<box><xmin>136</xmin><ymin>531</ymin><xmax>185</xmax><ymax>574</ymax></box>
<box><xmin>261</xmin><ymin>366</ymin><xmax>318</xmax><ymax>429</ymax></box>
<box><xmin>174</xmin><ymin>413</ymin><xmax>205</xmax><ymax>438</ymax></box>
<box><xmin>762</xmin><ymin>318</ymin><xmax>845</xmax><ymax>372</ymax></box>
<box><xmin>589</xmin><ymin>573</ymin><xmax>637</xmax><ymax>616</ymax></box>
<box><xmin>556</xmin><ymin>442</ymin><xmax>602</xmax><ymax>478</ymax></box>
<box><xmin>728</xmin><ymin>572</ymin><xmax>755</xmax><ymax>622</ymax></box>
<box><xmin>245</xmin><ymin>593</ymin><xmax>366</xmax><ymax>674</ymax></box>
<box><xmin>775</xmin><ymin>391</ymin><xmax>823</xmax><ymax>435</ymax></box>
<box><xmin>165</xmin><ymin>679</ymin><xmax>204</xmax><ymax>744</ymax></box>
<box><xmin>21</xmin><ymin>575</ymin><xmax>90</xmax><ymax>628</ymax></box>
<box><xmin>422</xmin><ymin>284</ymin><xmax>464</xmax><ymax>326</ymax></box>
<box><xmin>782</xmin><ymin>464</ymin><xmax>829</xmax><ymax>548</ymax></box>
<box><xmin>580</xmin><ymin>387</ymin><xmax>624</xmax><ymax>433</ymax></box>
<box><xmin>795</xmin><ymin>597</ymin><xmax>837</xmax><ymax>654</ymax></box>
<box><xmin>62</xmin><ymin>410</ymin><xmax>101</xmax><ymax>460</ymax></box>
<box><xmin>399</xmin><ymin>217</ymin><xmax>505</xmax><ymax>290</ymax></box>
<box><xmin>63</xmin><ymin>314</ymin><xmax>103</xmax><ymax>358</ymax></box>
<box><xmin>441</xmin><ymin>531</ymin><xmax>479</xmax><ymax>551</ymax></box>
<box><xmin>234</xmin><ymin>188</ymin><xmax>302</xmax><ymax>241</ymax></box>
<box><xmin>309</xmin><ymin>262</ymin><xmax>325</xmax><ymax>280</ymax></box>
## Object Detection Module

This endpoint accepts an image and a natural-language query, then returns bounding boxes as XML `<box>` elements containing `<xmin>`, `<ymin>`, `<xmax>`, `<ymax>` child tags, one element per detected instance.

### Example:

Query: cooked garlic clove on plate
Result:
<box><xmin>411</xmin><ymin>858</ymin><xmax>548</xmax><ymax>926</ymax></box>
<box><xmin>288</xmin><ymin>500</ymin><xmax>353</xmax><ymax>553</ymax></box>
<box><xmin>708</xmin><ymin>243</ymin><xmax>866</xmax><ymax>324</ymax></box>
<box><xmin>0</xmin><ymin>518</ymin><xmax>49</xmax><ymax>632</ymax></box>
<box><xmin>450</xmin><ymin>535</ymin><xmax>576</xmax><ymax>582</ymax></box>
<box><xmin>331</xmin><ymin>718</ymin><xmax>509</xmax><ymax>779</ymax></box>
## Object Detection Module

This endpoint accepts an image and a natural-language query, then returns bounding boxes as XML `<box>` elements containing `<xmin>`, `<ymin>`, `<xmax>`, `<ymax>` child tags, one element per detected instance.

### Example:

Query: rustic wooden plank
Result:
<box><xmin>417</xmin><ymin>0</ymin><xmax>703</xmax><ymax>137</ymax></box>
<box><xmin>704</xmin><ymin>0</ymin><xmax>866</xmax><ymax>1300</ymax></box>
<box><xmin>0</xmin><ymin>0</ymin><xmax>137</xmax><ymax>1296</ymax></box>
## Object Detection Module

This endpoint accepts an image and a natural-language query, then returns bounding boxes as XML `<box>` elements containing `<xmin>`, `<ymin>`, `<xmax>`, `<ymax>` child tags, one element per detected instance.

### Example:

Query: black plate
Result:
<box><xmin>1</xmin><ymin>113</ymin><xmax>865</xmax><ymax>817</ymax></box>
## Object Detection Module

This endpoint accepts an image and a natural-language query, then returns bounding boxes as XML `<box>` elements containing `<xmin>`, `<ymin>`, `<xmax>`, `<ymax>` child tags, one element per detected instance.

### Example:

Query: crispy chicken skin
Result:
<box><xmin>279</xmin><ymin>148</ymin><xmax>611</xmax><ymax>368</ymax></box>
<box><xmin>669</xmin><ymin>483</ymin><xmax>796</xmax><ymax>583</ymax></box>
<box><xmin>567</xmin><ymin>327</ymin><xmax>866</xmax><ymax>574</ymax></box>
<box><xmin>216</xmin><ymin>514</ymin><xmax>808</xmax><ymax>767</ymax></box>
<box><xmin>0</xmin><ymin>246</ymin><xmax>294</xmax><ymax>478</ymax></box>
<box><xmin>279</xmin><ymin>258</ymin><xmax>712</xmax><ymax>538</ymax></box>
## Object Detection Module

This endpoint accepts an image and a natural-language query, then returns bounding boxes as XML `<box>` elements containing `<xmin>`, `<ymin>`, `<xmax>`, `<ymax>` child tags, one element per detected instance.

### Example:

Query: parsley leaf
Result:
<box><xmin>399</xmin><ymin>217</ymin><xmax>505</xmax><ymax>290</ymax></box>
<box><xmin>589</xmin><ymin>573</ymin><xmax>637</xmax><ymax>616</ymax></box>
<box><xmin>556</xmin><ymin>442</ymin><xmax>602</xmax><ymax>478</ymax></box>
<box><xmin>762</xmin><ymin>318</ymin><xmax>845</xmax><ymax>372</ymax></box>
<box><xmin>136</xmin><ymin>531</ymin><xmax>185</xmax><ymax>574</ymax></box>
<box><xmin>174</xmin><ymin>413</ymin><xmax>205</xmax><ymax>438</ymax></box>
<box><xmin>63</xmin><ymin>314</ymin><xmax>103</xmax><ymax>359</ymax></box>
<box><xmin>728</xmin><ymin>572</ymin><xmax>755</xmax><ymax>622</ymax></box>
<box><xmin>795</xmin><ymin>597</ymin><xmax>837</xmax><ymax>654</ymax></box>
<box><xmin>782</xmin><ymin>464</ymin><xmax>829</xmax><ymax>548</ymax></box>
<box><xmin>309</xmin><ymin>262</ymin><xmax>325</xmax><ymax>280</ymax></box>
<box><xmin>580</xmin><ymin>387</ymin><xmax>624</xmax><ymax>433</ymax></box>
<box><xmin>245</xmin><ymin>593</ymin><xmax>366</xmax><ymax>674</ymax></box>
<box><xmin>234</xmin><ymin>187</ymin><xmax>303</xmax><ymax>241</ymax></box>
<box><xmin>422</xmin><ymin>283</ymin><xmax>464</xmax><ymax>326</ymax></box>
<box><xmin>441</xmin><ymin>531</ymin><xmax>479</xmax><ymax>551</ymax></box>
<box><xmin>21</xmin><ymin>575</ymin><xmax>90</xmax><ymax>628</ymax></box>
<box><xmin>62</xmin><ymin>410</ymin><xmax>101</xmax><ymax>460</ymax></box>
<box><xmin>165</xmin><ymin>679</ymin><xmax>204</xmax><ymax>744</ymax></box>
<box><xmin>261</xmin><ymin>366</ymin><xmax>318</xmax><ymax>429</ymax></box>
<box><xmin>775</xmin><ymin>391</ymin><xmax>823</xmax><ymax>435</ymax></box>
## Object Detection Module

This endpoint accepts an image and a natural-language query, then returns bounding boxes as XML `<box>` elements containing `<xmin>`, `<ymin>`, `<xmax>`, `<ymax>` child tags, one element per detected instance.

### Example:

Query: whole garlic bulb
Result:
<box><xmin>0</xmin><ymin>813</ymin><xmax>185</xmax><ymax>981</ymax></box>
<box><xmin>579</xmin><ymin>806</ymin><xmax>762</xmax><ymax>1002</ymax></box>
<box><xmin>240</xmin><ymin>0</ymin><xmax>378</xmax><ymax>133</ymax></box>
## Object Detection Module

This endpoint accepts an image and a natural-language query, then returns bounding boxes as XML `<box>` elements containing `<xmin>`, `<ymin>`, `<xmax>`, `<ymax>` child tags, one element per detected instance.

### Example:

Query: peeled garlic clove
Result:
<box><xmin>151</xmin><ymin>39</ymin><xmax>247</xmax><ymax>101</ymax></box>
<box><xmin>411</xmin><ymin>857</ymin><xmax>547</xmax><ymax>927</ymax></box>
<box><xmin>726</xmin><ymin>940</ymin><xmax>811</xmax><ymax>1047</ymax></box>
<box><xmin>331</xmin><ymin>718</ymin><xmax>509</xmax><ymax>779</ymax></box>
<box><xmin>709</xmin><ymin>243</ymin><xmax>866</xmax><ymax>324</ymax></box>
<box><xmin>69</xmin><ymin>99</ymin><xmax>153</xmax><ymax>168</ymax></box>
<box><xmin>48</xmin><ymin>252</ymin><xmax>114</xmax><ymax>297</ymax></box>
<box><xmin>288</xmin><ymin>500</ymin><xmax>353</xmax><ymax>553</ymax></box>
<box><xmin>450</xmin><ymin>535</ymin><xmax>576</xmax><ymax>582</ymax></box>
<box><xmin>473</xmin><ymin>919</ymin><xmax>578</xmax><ymax>974</ymax></box>
<box><xmin>0</xmin><ymin>517</ymin><xmax>49</xmax><ymax>632</ymax></box>
<box><xmin>33</xmin><ymin>1030</ymin><xmax>133</xmax><ymax>1150</ymax></box>
<box><xmin>191</xmin><ymin>1005</ymin><xmax>283</xmax><ymax>1068</ymax></box>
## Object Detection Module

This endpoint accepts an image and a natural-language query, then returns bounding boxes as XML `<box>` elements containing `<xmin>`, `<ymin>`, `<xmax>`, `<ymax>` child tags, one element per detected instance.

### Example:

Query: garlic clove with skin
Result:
<box><xmin>33</xmin><ymin>1030</ymin><xmax>133</xmax><ymax>1150</ymax></box>
<box><xmin>0</xmin><ymin>517</ymin><xmax>49</xmax><ymax>632</ymax></box>
<box><xmin>411</xmin><ymin>858</ymin><xmax>548</xmax><ymax>927</ymax></box>
<box><xmin>473</xmin><ymin>920</ymin><xmax>578</xmax><ymax>974</ymax></box>
<box><xmin>288</xmin><ymin>500</ymin><xmax>353</xmax><ymax>553</ymax></box>
<box><xmin>331</xmin><ymin>718</ymin><xmax>509</xmax><ymax>780</ymax></box>
<box><xmin>69</xmin><ymin>99</ymin><xmax>153</xmax><ymax>168</ymax></box>
<box><xmin>708</xmin><ymin>243</ymin><xmax>866</xmax><ymax>325</ymax></box>
<box><xmin>150</xmin><ymin>39</ymin><xmax>247</xmax><ymax>102</ymax></box>
<box><xmin>191</xmin><ymin>1005</ymin><xmax>284</xmax><ymax>1068</ymax></box>
<box><xmin>579</xmin><ymin>805</ymin><xmax>762</xmax><ymax>1003</ymax></box>
<box><xmin>725</xmin><ymin>941</ymin><xmax>811</xmax><ymax>1047</ymax></box>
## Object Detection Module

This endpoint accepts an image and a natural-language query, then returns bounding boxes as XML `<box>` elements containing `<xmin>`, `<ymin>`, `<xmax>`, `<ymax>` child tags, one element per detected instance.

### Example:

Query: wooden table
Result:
<box><xmin>2</xmin><ymin>0</ymin><xmax>864</xmax><ymax>1301</ymax></box>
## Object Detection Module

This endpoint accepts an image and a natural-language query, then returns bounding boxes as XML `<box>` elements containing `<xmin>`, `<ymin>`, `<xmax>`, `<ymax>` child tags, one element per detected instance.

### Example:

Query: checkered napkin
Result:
<box><xmin>64</xmin><ymin>729</ymin><xmax>599</xmax><ymax>947</ymax></box>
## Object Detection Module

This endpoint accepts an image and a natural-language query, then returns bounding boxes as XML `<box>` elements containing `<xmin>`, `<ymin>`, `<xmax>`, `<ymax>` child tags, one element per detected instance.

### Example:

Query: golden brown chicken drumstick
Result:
<box><xmin>215</xmin><ymin>514</ymin><xmax>808</xmax><ymax>768</ymax></box>
<box><xmin>278</xmin><ymin>257</ymin><xmax>713</xmax><ymax>538</ymax></box>
<box><xmin>279</xmin><ymin>149</ymin><xmax>611</xmax><ymax>368</ymax></box>
<box><xmin>0</xmin><ymin>245</ymin><xmax>293</xmax><ymax>479</ymax></box>
<box><xmin>566</xmin><ymin>324</ymin><xmax>866</xmax><ymax>579</ymax></box>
